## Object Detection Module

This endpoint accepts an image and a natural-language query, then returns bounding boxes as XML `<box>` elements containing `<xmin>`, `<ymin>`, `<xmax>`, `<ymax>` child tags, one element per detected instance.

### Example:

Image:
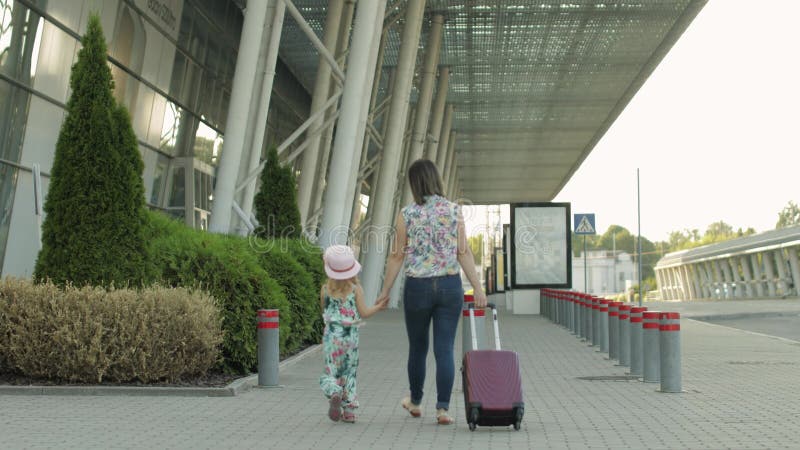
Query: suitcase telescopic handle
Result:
<box><xmin>467</xmin><ymin>303</ymin><xmax>502</xmax><ymax>350</ymax></box>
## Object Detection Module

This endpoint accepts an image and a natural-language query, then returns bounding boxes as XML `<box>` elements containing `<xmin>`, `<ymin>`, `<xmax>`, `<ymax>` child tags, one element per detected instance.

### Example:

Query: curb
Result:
<box><xmin>0</xmin><ymin>344</ymin><xmax>322</xmax><ymax>398</ymax></box>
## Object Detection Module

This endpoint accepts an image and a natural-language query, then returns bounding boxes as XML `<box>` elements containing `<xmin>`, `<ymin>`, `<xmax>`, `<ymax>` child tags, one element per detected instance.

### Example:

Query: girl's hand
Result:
<box><xmin>375</xmin><ymin>295</ymin><xmax>390</xmax><ymax>311</ymax></box>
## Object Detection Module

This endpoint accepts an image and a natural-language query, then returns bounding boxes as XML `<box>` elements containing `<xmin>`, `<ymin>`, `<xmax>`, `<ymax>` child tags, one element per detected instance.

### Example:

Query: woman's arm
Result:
<box><xmin>319</xmin><ymin>285</ymin><xmax>326</xmax><ymax>313</ymax></box>
<box><xmin>456</xmin><ymin>210</ymin><xmax>487</xmax><ymax>307</ymax></box>
<box><xmin>355</xmin><ymin>284</ymin><xmax>389</xmax><ymax>318</ymax></box>
<box><xmin>378</xmin><ymin>213</ymin><xmax>407</xmax><ymax>301</ymax></box>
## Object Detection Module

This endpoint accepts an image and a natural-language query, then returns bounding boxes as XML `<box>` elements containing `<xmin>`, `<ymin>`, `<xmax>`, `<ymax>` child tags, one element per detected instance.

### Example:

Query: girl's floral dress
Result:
<box><xmin>319</xmin><ymin>284</ymin><xmax>361</xmax><ymax>411</ymax></box>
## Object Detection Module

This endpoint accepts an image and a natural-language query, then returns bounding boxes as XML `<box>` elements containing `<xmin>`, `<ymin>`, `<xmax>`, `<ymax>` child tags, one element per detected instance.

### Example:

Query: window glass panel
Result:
<box><xmin>0</xmin><ymin>1</ymin><xmax>43</xmax><ymax>85</ymax></box>
<box><xmin>193</xmin><ymin>120</ymin><xmax>222</xmax><ymax>166</ymax></box>
<box><xmin>168</xmin><ymin>166</ymin><xmax>185</xmax><ymax>207</ymax></box>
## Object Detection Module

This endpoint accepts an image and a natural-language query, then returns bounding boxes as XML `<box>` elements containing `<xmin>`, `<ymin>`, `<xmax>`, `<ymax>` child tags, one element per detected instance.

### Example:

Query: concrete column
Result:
<box><xmin>667</xmin><ymin>269</ymin><xmax>676</xmax><ymax>299</ymax></box>
<box><xmin>669</xmin><ymin>268</ymin><xmax>679</xmax><ymax>300</ymax></box>
<box><xmin>448</xmin><ymin>150</ymin><xmax>458</xmax><ymax>199</ymax></box>
<box><xmin>787</xmin><ymin>246</ymin><xmax>800</xmax><ymax>296</ymax></box>
<box><xmin>401</xmin><ymin>14</ymin><xmax>445</xmax><ymax>206</ymax></box>
<box><xmin>349</xmin><ymin>16</ymin><xmax>390</xmax><ymax>232</ymax></box>
<box><xmin>727</xmin><ymin>258</ymin><xmax>743</xmax><ymax>298</ymax></box>
<box><xmin>210</xmin><ymin>0</ymin><xmax>273</xmax><ymax>233</ymax></box>
<box><xmin>751</xmin><ymin>254</ymin><xmax>765</xmax><ymax>297</ymax></box>
<box><xmin>656</xmin><ymin>269</ymin><xmax>666</xmax><ymax>300</ymax></box>
<box><xmin>363</xmin><ymin>68</ymin><xmax>396</xmax><ymax>226</ymax></box>
<box><xmin>360</xmin><ymin>0</ymin><xmax>427</xmax><ymax>302</ymax></box>
<box><xmin>435</xmin><ymin>106</ymin><xmax>454</xmax><ymax>170</ymax></box>
<box><xmin>241</xmin><ymin>1</ymin><xmax>286</xmax><ymax>225</ymax></box>
<box><xmin>707</xmin><ymin>261</ymin><xmax>719</xmax><ymax>298</ymax></box>
<box><xmin>690</xmin><ymin>264</ymin><xmax>703</xmax><ymax>300</ymax></box>
<box><xmin>682</xmin><ymin>266</ymin><xmax>693</xmax><ymax>299</ymax></box>
<box><xmin>774</xmin><ymin>249</ymin><xmax>790</xmax><ymax>296</ymax></box>
<box><xmin>699</xmin><ymin>263</ymin><xmax>713</xmax><ymax>298</ymax></box>
<box><xmin>308</xmin><ymin>1</ymin><xmax>357</xmax><ymax>231</ymax></box>
<box><xmin>443</xmin><ymin>131</ymin><xmax>456</xmax><ymax>193</ymax></box>
<box><xmin>297</xmin><ymin>0</ymin><xmax>346</xmax><ymax>229</ymax></box>
<box><xmin>763</xmin><ymin>251</ymin><xmax>777</xmax><ymax>297</ymax></box>
<box><xmin>721</xmin><ymin>259</ymin><xmax>734</xmax><ymax>298</ymax></box>
<box><xmin>740</xmin><ymin>256</ymin><xmax>755</xmax><ymax>298</ymax></box>
<box><xmin>425</xmin><ymin>67</ymin><xmax>450</xmax><ymax>161</ymax></box>
<box><xmin>711</xmin><ymin>260</ymin><xmax>724</xmax><ymax>298</ymax></box>
<box><xmin>319</xmin><ymin>0</ymin><xmax>388</xmax><ymax>248</ymax></box>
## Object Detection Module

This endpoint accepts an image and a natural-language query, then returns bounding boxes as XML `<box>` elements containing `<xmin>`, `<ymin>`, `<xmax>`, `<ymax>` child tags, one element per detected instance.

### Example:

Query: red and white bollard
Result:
<box><xmin>257</xmin><ymin>309</ymin><xmax>280</xmax><ymax>386</ymax></box>
<box><xmin>659</xmin><ymin>312</ymin><xmax>682</xmax><ymax>393</ymax></box>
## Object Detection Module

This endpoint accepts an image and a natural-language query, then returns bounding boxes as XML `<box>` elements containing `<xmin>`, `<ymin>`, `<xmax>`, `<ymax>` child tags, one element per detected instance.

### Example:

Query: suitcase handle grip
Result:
<box><xmin>467</xmin><ymin>303</ymin><xmax>501</xmax><ymax>350</ymax></box>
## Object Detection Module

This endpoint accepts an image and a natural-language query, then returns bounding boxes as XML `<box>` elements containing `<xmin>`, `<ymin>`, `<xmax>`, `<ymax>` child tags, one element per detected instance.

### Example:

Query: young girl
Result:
<box><xmin>319</xmin><ymin>245</ymin><xmax>389</xmax><ymax>423</ymax></box>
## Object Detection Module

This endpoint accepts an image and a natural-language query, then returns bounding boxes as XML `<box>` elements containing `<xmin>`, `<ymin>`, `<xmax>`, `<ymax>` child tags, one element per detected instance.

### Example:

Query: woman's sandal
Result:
<box><xmin>401</xmin><ymin>397</ymin><xmax>422</xmax><ymax>418</ymax></box>
<box><xmin>436</xmin><ymin>408</ymin><xmax>454</xmax><ymax>425</ymax></box>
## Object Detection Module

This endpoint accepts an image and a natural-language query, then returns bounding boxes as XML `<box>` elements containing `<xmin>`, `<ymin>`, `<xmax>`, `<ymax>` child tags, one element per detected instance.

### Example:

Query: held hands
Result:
<box><xmin>374</xmin><ymin>295</ymin><xmax>390</xmax><ymax>311</ymax></box>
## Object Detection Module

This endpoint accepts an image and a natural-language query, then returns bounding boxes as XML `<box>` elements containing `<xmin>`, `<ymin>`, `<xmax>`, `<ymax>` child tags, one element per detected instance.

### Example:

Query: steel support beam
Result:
<box><xmin>240</xmin><ymin>1</ymin><xmax>286</xmax><ymax>225</ymax></box>
<box><xmin>425</xmin><ymin>66</ymin><xmax>450</xmax><ymax>162</ymax></box>
<box><xmin>402</xmin><ymin>13</ymin><xmax>444</xmax><ymax>206</ymax></box>
<box><xmin>308</xmin><ymin>1</ymin><xmax>356</xmax><ymax>231</ymax></box>
<box><xmin>296</xmin><ymin>0</ymin><xmax>346</xmax><ymax>228</ymax></box>
<box><xmin>319</xmin><ymin>0</ymin><xmax>387</xmax><ymax>248</ymax></box>
<box><xmin>209</xmin><ymin>0</ymin><xmax>273</xmax><ymax>233</ymax></box>
<box><xmin>360</xmin><ymin>0</ymin><xmax>427</xmax><ymax>302</ymax></box>
<box><xmin>435</xmin><ymin>105</ymin><xmax>454</xmax><ymax>170</ymax></box>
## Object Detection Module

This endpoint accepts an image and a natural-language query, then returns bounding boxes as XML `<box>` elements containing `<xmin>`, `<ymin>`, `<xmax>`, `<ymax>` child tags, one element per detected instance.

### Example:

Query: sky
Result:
<box><xmin>466</xmin><ymin>0</ymin><xmax>800</xmax><ymax>244</ymax></box>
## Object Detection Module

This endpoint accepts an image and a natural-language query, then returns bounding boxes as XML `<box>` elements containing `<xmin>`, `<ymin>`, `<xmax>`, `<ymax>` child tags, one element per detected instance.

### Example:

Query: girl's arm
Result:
<box><xmin>355</xmin><ymin>284</ymin><xmax>389</xmax><ymax>319</ymax></box>
<box><xmin>378</xmin><ymin>213</ymin><xmax>407</xmax><ymax>301</ymax></box>
<box><xmin>320</xmin><ymin>284</ymin><xmax>326</xmax><ymax>313</ymax></box>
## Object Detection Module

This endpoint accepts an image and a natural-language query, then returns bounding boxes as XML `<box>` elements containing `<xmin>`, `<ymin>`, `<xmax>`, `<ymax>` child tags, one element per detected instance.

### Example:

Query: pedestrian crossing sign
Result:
<box><xmin>574</xmin><ymin>213</ymin><xmax>596</xmax><ymax>235</ymax></box>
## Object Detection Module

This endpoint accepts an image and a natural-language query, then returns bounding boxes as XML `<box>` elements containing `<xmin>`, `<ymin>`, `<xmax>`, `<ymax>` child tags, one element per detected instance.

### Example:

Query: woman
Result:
<box><xmin>377</xmin><ymin>159</ymin><xmax>487</xmax><ymax>425</ymax></box>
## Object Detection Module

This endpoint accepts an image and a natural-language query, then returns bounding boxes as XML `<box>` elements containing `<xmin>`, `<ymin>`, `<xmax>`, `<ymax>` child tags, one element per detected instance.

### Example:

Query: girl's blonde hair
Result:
<box><xmin>325</xmin><ymin>276</ymin><xmax>360</xmax><ymax>298</ymax></box>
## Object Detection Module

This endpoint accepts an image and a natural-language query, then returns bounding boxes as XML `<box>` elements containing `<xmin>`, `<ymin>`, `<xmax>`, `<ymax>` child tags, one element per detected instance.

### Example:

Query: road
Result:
<box><xmin>698</xmin><ymin>313</ymin><xmax>800</xmax><ymax>342</ymax></box>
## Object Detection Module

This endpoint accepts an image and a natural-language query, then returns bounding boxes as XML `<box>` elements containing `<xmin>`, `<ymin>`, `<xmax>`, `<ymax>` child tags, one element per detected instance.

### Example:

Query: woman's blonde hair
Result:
<box><xmin>408</xmin><ymin>159</ymin><xmax>444</xmax><ymax>205</ymax></box>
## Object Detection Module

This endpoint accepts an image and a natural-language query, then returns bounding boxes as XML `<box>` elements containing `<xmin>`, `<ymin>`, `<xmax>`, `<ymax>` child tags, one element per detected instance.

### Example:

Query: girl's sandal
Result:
<box><xmin>401</xmin><ymin>397</ymin><xmax>422</xmax><ymax>418</ymax></box>
<box><xmin>436</xmin><ymin>408</ymin><xmax>454</xmax><ymax>425</ymax></box>
<box><xmin>328</xmin><ymin>393</ymin><xmax>342</xmax><ymax>422</ymax></box>
<box><xmin>341</xmin><ymin>411</ymin><xmax>356</xmax><ymax>423</ymax></box>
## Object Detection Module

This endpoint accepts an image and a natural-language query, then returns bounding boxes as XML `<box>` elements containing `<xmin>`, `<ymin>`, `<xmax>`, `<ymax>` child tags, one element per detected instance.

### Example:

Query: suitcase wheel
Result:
<box><xmin>468</xmin><ymin>407</ymin><xmax>479</xmax><ymax>431</ymax></box>
<box><xmin>513</xmin><ymin>407</ymin><xmax>523</xmax><ymax>431</ymax></box>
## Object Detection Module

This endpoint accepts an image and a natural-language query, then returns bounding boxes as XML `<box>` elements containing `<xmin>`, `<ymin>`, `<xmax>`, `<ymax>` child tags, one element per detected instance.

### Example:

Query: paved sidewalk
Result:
<box><xmin>2</xmin><ymin>295</ymin><xmax>800</xmax><ymax>449</ymax></box>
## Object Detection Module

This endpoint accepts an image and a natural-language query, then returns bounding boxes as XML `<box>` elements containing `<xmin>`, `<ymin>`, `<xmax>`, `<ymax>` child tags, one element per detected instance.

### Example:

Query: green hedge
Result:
<box><xmin>0</xmin><ymin>279</ymin><xmax>222</xmax><ymax>383</ymax></box>
<box><xmin>146</xmin><ymin>211</ymin><xmax>324</xmax><ymax>373</ymax></box>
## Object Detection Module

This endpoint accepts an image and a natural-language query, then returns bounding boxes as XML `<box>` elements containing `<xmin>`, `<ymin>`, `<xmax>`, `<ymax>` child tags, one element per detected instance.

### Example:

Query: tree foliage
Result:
<box><xmin>253</xmin><ymin>146</ymin><xmax>302</xmax><ymax>239</ymax></box>
<box><xmin>776</xmin><ymin>201</ymin><xmax>800</xmax><ymax>229</ymax></box>
<box><xmin>35</xmin><ymin>15</ymin><xmax>147</xmax><ymax>287</ymax></box>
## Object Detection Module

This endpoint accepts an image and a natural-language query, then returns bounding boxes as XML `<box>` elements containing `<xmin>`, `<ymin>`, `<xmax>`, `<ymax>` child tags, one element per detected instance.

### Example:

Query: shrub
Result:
<box><xmin>35</xmin><ymin>14</ymin><xmax>147</xmax><ymax>287</ymax></box>
<box><xmin>146</xmin><ymin>211</ymin><xmax>292</xmax><ymax>373</ymax></box>
<box><xmin>253</xmin><ymin>146</ymin><xmax>302</xmax><ymax>239</ymax></box>
<box><xmin>0</xmin><ymin>279</ymin><xmax>222</xmax><ymax>383</ymax></box>
<box><xmin>252</xmin><ymin>239</ymin><xmax>322</xmax><ymax>352</ymax></box>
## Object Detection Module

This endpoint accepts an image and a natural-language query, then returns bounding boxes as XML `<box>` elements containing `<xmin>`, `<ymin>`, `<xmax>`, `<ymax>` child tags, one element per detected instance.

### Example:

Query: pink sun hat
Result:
<box><xmin>323</xmin><ymin>245</ymin><xmax>362</xmax><ymax>280</ymax></box>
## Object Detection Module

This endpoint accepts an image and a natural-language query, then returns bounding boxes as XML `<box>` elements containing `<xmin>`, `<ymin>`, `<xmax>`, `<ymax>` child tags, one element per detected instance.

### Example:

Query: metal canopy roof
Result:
<box><xmin>278</xmin><ymin>0</ymin><xmax>707</xmax><ymax>204</ymax></box>
<box><xmin>655</xmin><ymin>226</ymin><xmax>800</xmax><ymax>270</ymax></box>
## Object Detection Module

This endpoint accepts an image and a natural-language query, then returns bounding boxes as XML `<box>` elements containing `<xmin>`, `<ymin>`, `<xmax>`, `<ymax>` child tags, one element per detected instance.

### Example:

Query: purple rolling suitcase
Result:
<box><xmin>462</xmin><ymin>303</ymin><xmax>524</xmax><ymax>431</ymax></box>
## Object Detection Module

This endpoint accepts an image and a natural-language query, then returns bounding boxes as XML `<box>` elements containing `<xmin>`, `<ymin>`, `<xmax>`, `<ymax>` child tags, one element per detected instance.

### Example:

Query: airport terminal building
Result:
<box><xmin>0</xmin><ymin>0</ymin><xmax>706</xmax><ymax>305</ymax></box>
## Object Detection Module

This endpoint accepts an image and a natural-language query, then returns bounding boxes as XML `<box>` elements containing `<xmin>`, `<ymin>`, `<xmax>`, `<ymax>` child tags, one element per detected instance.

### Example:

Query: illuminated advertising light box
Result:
<box><xmin>510</xmin><ymin>203</ymin><xmax>572</xmax><ymax>289</ymax></box>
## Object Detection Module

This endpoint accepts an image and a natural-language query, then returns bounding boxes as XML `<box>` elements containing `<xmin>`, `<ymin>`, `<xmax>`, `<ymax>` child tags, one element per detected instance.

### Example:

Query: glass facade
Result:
<box><xmin>0</xmin><ymin>0</ymin><xmax>312</xmax><ymax>276</ymax></box>
<box><xmin>0</xmin><ymin>0</ymin><xmax>41</xmax><ymax>273</ymax></box>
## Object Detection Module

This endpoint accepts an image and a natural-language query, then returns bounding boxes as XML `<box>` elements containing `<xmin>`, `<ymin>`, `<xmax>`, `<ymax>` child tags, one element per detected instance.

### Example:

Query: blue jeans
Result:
<box><xmin>403</xmin><ymin>274</ymin><xmax>463</xmax><ymax>410</ymax></box>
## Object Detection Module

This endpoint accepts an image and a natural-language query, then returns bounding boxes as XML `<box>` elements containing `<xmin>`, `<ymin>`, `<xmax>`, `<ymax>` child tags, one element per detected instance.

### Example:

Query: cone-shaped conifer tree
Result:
<box><xmin>35</xmin><ymin>15</ymin><xmax>147</xmax><ymax>287</ymax></box>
